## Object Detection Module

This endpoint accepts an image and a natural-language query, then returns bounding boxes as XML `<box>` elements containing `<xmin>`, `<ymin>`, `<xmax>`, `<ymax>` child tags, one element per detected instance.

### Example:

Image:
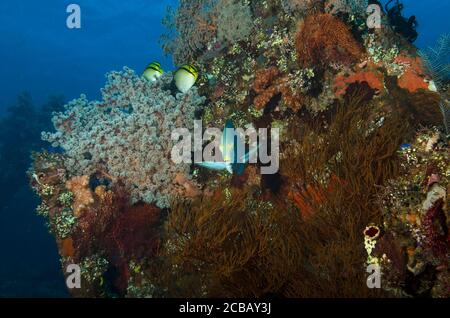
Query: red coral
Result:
<box><xmin>288</xmin><ymin>174</ymin><xmax>347</xmax><ymax>219</ymax></box>
<box><xmin>398</xmin><ymin>71</ymin><xmax>429</xmax><ymax>93</ymax></box>
<box><xmin>69</xmin><ymin>182</ymin><xmax>162</xmax><ymax>294</ymax></box>
<box><xmin>253</xmin><ymin>67</ymin><xmax>303</xmax><ymax>111</ymax></box>
<box><xmin>334</xmin><ymin>68</ymin><xmax>384</xmax><ymax>97</ymax></box>
<box><xmin>289</xmin><ymin>185</ymin><xmax>325</xmax><ymax>219</ymax></box>
<box><xmin>422</xmin><ymin>199</ymin><xmax>449</xmax><ymax>263</ymax></box>
<box><xmin>108</xmin><ymin>203</ymin><xmax>161</xmax><ymax>261</ymax></box>
<box><xmin>395</xmin><ymin>54</ymin><xmax>430</xmax><ymax>93</ymax></box>
<box><xmin>295</xmin><ymin>13</ymin><xmax>363</xmax><ymax>68</ymax></box>
<box><xmin>72</xmin><ymin>183</ymin><xmax>127</xmax><ymax>259</ymax></box>
<box><xmin>105</xmin><ymin>203</ymin><xmax>161</xmax><ymax>293</ymax></box>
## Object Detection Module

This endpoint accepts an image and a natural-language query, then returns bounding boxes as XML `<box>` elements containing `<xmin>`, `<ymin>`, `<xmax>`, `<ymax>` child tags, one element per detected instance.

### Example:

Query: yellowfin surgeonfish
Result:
<box><xmin>174</xmin><ymin>64</ymin><xmax>199</xmax><ymax>93</ymax></box>
<box><xmin>143</xmin><ymin>62</ymin><xmax>164</xmax><ymax>82</ymax></box>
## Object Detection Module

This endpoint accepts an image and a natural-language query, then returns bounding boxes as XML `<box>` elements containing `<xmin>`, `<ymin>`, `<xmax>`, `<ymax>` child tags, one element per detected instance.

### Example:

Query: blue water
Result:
<box><xmin>0</xmin><ymin>0</ymin><xmax>448</xmax><ymax>109</ymax></box>
<box><xmin>0</xmin><ymin>0</ymin><xmax>448</xmax><ymax>297</ymax></box>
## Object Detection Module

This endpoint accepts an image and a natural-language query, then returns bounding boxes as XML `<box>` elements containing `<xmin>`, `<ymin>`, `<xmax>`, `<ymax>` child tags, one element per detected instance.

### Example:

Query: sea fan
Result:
<box><xmin>420</xmin><ymin>34</ymin><xmax>450</xmax><ymax>133</ymax></box>
<box><xmin>440</xmin><ymin>100</ymin><xmax>450</xmax><ymax>134</ymax></box>
<box><xmin>420</xmin><ymin>33</ymin><xmax>450</xmax><ymax>90</ymax></box>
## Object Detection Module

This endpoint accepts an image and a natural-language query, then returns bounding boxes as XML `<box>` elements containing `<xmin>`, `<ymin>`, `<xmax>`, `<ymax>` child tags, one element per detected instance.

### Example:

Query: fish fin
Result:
<box><xmin>196</xmin><ymin>162</ymin><xmax>228</xmax><ymax>171</ymax></box>
<box><xmin>233</xmin><ymin>163</ymin><xmax>246</xmax><ymax>176</ymax></box>
<box><xmin>241</xmin><ymin>145</ymin><xmax>259</xmax><ymax>164</ymax></box>
<box><xmin>221</xmin><ymin>121</ymin><xmax>235</xmax><ymax>159</ymax></box>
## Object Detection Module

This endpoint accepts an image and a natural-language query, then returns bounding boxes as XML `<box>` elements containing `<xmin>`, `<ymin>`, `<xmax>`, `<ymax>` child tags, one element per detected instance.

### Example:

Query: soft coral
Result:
<box><xmin>295</xmin><ymin>13</ymin><xmax>363</xmax><ymax>68</ymax></box>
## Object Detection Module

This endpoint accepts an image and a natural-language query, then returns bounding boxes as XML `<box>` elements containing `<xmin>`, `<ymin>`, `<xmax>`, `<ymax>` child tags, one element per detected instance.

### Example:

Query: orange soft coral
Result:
<box><xmin>288</xmin><ymin>185</ymin><xmax>325</xmax><ymax>219</ymax></box>
<box><xmin>66</xmin><ymin>175</ymin><xmax>94</xmax><ymax>217</ymax></box>
<box><xmin>295</xmin><ymin>13</ymin><xmax>363</xmax><ymax>68</ymax></box>
<box><xmin>174</xmin><ymin>173</ymin><xmax>202</xmax><ymax>198</ymax></box>
<box><xmin>60</xmin><ymin>238</ymin><xmax>75</xmax><ymax>258</ymax></box>
<box><xmin>395</xmin><ymin>54</ymin><xmax>430</xmax><ymax>93</ymax></box>
<box><xmin>288</xmin><ymin>174</ymin><xmax>346</xmax><ymax>219</ymax></box>
<box><xmin>334</xmin><ymin>67</ymin><xmax>385</xmax><ymax>97</ymax></box>
<box><xmin>253</xmin><ymin>67</ymin><xmax>303</xmax><ymax>111</ymax></box>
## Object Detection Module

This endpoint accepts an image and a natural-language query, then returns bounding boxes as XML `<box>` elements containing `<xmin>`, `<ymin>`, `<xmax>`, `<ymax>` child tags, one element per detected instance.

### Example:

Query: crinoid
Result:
<box><xmin>385</xmin><ymin>0</ymin><xmax>418</xmax><ymax>43</ymax></box>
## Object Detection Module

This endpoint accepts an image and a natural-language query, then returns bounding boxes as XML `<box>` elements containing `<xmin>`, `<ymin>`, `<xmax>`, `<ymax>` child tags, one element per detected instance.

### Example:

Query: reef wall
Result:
<box><xmin>30</xmin><ymin>0</ymin><xmax>449</xmax><ymax>298</ymax></box>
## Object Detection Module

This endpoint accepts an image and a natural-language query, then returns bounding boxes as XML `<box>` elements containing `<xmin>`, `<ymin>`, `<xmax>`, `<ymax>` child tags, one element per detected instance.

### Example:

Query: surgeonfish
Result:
<box><xmin>174</xmin><ymin>64</ymin><xmax>199</xmax><ymax>93</ymax></box>
<box><xmin>143</xmin><ymin>62</ymin><xmax>164</xmax><ymax>82</ymax></box>
<box><xmin>197</xmin><ymin>120</ymin><xmax>258</xmax><ymax>175</ymax></box>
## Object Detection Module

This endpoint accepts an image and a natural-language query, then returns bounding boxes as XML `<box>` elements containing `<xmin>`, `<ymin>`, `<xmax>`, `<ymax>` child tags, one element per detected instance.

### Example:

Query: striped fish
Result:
<box><xmin>174</xmin><ymin>64</ymin><xmax>199</xmax><ymax>93</ymax></box>
<box><xmin>143</xmin><ymin>62</ymin><xmax>164</xmax><ymax>82</ymax></box>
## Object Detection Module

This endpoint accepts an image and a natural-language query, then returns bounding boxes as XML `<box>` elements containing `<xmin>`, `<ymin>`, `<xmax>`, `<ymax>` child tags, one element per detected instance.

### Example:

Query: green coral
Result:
<box><xmin>41</xmin><ymin>184</ymin><xmax>55</xmax><ymax>196</ymax></box>
<box><xmin>364</xmin><ymin>33</ymin><xmax>400</xmax><ymax>65</ymax></box>
<box><xmin>126</xmin><ymin>278</ymin><xmax>159</xmax><ymax>298</ymax></box>
<box><xmin>36</xmin><ymin>202</ymin><xmax>50</xmax><ymax>218</ymax></box>
<box><xmin>80</xmin><ymin>255</ymin><xmax>109</xmax><ymax>285</ymax></box>
<box><xmin>54</xmin><ymin>208</ymin><xmax>77</xmax><ymax>238</ymax></box>
<box><xmin>58</xmin><ymin>192</ymin><xmax>74</xmax><ymax>207</ymax></box>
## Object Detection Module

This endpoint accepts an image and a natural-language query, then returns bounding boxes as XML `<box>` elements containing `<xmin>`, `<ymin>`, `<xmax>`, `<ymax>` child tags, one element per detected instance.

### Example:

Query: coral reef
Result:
<box><xmin>29</xmin><ymin>0</ymin><xmax>449</xmax><ymax>298</ymax></box>
<box><xmin>65</xmin><ymin>176</ymin><xmax>94</xmax><ymax>217</ymax></box>
<box><xmin>280</xmin><ymin>91</ymin><xmax>410</xmax><ymax>284</ymax></box>
<box><xmin>377</xmin><ymin>128</ymin><xmax>449</xmax><ymax>297</ymax></box>
<box><xmin>325</xmin><ymin>0</ymin><xmax>369</xmax><ymax>17</ymax></box>
<box><xmin>334</xmin><ymin>63</ymin><xmax>385</xmax><ymax>97</ymax></box>
<box><xmin>253</xmin><ymin>67</ymin><xmax>304</xmax><ymax>111</ymax></box>
<box><xmin>161</xmin><ymin>0</ymin><xmax>219</xmax><ymax>65</ymax></box>
<box><xmin>395</xmin><ymin>54</ymin><xmax>432</xmax><ymax>93</ymax></box>
<box><xmin>30</xmin><ymin>151</ymin><xmax>164</xmax><ymax>296</ymax></box>
<box><xmin>216</xmin><ymin>0</ymin><xmax>254</xmax><ymax>44</ymax></box>
<box><xmin>420</xmin><ymin>34</ymin><xmax>450</xmax><ymax>133</ymax></box>
<box><xmin>42</xmin><ymin>68</ymin><xmax>205</xmax><ymax>208</ymax></box>
<box><xmin>161</xmin><ymin>189</ymin><xmax>304</xmax><ymax>297</ymax></box>
<box><xmin>281</xmin><ymin>0</ymin><xmax>315</xmax><ymax>17</ymax></box>
<box><xmin>295</xmin><ymin>13</ymin><xmax>363</xmax><ymax>68</ymax></box>
<box><xmin>161</xmin><ymin>0</ymin><xmax>255</xmax><ymax>65</ymax></box>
